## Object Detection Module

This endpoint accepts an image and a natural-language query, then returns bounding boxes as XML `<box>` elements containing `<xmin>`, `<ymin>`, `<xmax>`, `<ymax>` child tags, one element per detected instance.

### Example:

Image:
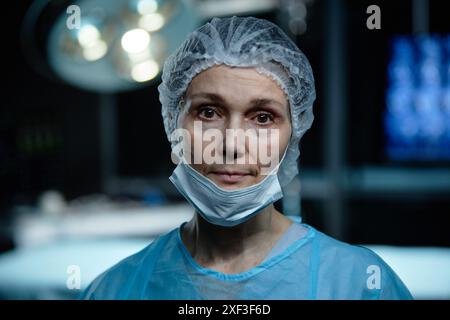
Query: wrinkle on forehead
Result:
<box><xmin>186</xmin><ymin>65</ymin><xmax>289</xmax><ymax>111</ymax></box>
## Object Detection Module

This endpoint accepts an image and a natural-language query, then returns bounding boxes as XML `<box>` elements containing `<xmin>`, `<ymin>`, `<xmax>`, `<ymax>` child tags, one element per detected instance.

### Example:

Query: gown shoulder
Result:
<box><xmin>78</xmin><ymin>229</ymin><xmax>177</xmax><ymax>300</ymax></box>
<box><xmin>310</xmin><ymin>226</ymin><xmax>413</xmax><ymax>299</ymax></box>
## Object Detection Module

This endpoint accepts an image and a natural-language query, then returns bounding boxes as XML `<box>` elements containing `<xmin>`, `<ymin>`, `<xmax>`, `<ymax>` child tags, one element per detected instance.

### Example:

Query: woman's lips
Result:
<box><xmin>209</xmin><ymin>171</ymin><xmax>251</xmax><ymax>183</ymax></box>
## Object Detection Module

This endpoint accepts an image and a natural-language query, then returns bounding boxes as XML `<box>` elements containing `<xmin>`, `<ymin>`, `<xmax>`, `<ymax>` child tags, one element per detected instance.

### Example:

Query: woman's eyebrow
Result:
<box><xmin>249</xmin><ymin>98</ymin><xmax>285</xmax><ymax>108</ymax></box>
<box><xmin>188</xmin><ymin>93</ymin><xmax>285</xmax><ymax>110</ymax></box>
<box><xmin>188</xmin><ymin>92</ymin><xmax>226</xmax><ymax>103</ymax></box>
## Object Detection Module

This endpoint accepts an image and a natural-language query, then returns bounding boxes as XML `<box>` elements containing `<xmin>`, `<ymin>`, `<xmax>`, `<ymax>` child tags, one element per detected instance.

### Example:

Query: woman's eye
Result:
<box><xmin>198</xmin><ymin>107</ymin><xmax>217</xmax><ymax>119</ymax></box>
<box><xmin>255</xmin><ymin>113</ymin><xmax>273</xmax><ymax>124</ymax></box>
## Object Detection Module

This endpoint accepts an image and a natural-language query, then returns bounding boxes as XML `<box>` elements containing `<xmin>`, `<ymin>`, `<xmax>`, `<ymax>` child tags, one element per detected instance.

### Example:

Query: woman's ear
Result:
<box><xmin>179</xmin><ymin>95</ymin><xmax>185</xmax><ymax>109</ymax></box>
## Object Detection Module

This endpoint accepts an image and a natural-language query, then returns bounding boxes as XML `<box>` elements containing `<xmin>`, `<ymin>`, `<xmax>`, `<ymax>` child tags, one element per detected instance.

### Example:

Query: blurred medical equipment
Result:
<box><xmin>385</xmin><ymin>35</ymin><xmax>450</xmax><ymax>161</ymax></box>
<box><xmin>0</xmin><ymin>195</ymin><xmax>193</xmax><ymax>299</ymax></box>
<box><xmin>22</xmin><ymin>0</ymin><xmax>304</xmax><ymax>92</ymax></box>
<box><xmin>12</xmin><ymin>194</ymin><xmax>193</xmax><ymax>248</ymax></box>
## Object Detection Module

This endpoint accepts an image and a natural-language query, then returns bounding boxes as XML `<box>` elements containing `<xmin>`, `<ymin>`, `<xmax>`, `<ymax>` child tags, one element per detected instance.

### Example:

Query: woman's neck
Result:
<box><xmin>181</xmin><ymin>204</ymin><xmax>293</xmax><ymax>274</ymax></box>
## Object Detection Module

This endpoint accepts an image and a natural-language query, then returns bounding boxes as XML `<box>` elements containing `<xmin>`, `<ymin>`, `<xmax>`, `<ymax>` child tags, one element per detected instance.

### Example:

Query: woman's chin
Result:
<box><xmin>208</xmin><ymin>173</ymin><xmax>259</xmax><ymax>190</ymax></box>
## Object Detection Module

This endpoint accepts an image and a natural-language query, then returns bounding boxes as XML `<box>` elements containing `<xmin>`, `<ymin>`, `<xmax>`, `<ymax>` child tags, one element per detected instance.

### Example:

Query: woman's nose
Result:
<box><xmin>222</xmin><ymin>116</ymin><xmax>246</xmax><ymax>163</ymax></box>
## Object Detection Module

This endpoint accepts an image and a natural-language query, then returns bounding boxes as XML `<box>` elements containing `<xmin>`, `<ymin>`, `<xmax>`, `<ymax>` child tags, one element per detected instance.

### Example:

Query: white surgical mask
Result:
<box><xmin>169</xmin><ymin>151</ymin><xmax>286</xmax><ymax>227</ymax></box>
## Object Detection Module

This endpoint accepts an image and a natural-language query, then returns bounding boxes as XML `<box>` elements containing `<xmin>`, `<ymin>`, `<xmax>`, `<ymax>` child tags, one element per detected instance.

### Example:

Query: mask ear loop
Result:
<box><xmin>262</xmin><ymin>144</ymin><xmax>289</xmax><ymax>178</ymax></box>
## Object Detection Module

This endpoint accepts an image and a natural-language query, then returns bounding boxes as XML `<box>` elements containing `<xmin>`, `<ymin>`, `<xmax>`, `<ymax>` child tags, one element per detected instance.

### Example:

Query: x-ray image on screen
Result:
<box><xmin>385</xmin><ymin>35</ymin><xmax>450</xmax><ymax>161</ymax></box>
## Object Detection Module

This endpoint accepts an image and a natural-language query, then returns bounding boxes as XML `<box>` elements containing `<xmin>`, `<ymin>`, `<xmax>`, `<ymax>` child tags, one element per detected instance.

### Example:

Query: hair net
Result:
<box><xmin>158</xmin><ymin>16</ymin><xmax>316</xmax><ymax>187</ymax></box>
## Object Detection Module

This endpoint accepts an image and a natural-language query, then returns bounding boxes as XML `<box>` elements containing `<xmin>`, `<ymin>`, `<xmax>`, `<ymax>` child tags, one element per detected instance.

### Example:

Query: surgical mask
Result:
<box><xmin>169</xmin><ymin>150</ymin><xmax>286</xmax><ymax>227</ymax></box>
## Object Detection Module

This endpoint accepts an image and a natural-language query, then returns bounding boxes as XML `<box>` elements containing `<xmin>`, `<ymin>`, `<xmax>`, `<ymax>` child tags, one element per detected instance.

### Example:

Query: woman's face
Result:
<box><xmin>179</xmin><ymin>64</ymin><xmax>291</xmax><ymax>190</ymax></box>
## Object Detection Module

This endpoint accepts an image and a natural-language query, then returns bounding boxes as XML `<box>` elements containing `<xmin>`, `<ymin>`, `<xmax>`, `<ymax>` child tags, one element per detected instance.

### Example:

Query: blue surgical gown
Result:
<box><xmin>80</xmin><ymin>222</ymin><xmax>413</xmax><ymax>300</ymax></box>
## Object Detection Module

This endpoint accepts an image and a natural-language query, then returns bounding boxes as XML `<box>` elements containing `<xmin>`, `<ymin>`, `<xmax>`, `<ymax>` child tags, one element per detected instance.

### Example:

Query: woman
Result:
<box><xmin>81</xmin><ymin>16</ymin><xmax>413</xmax><ymax>300</ymax></box>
